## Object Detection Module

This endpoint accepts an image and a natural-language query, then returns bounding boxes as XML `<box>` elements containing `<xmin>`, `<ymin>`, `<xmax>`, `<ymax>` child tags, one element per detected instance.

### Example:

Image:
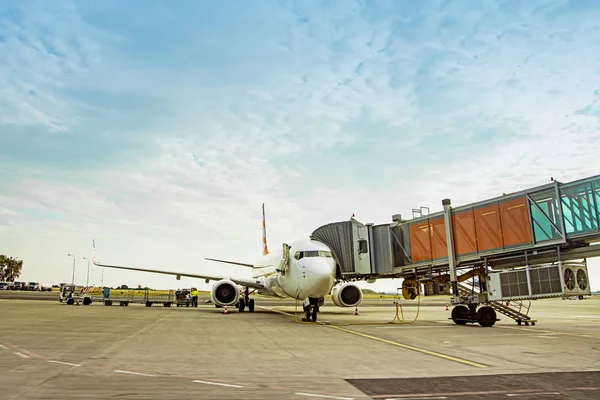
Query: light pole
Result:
<box><xmin>67</xmin><ymin>254</ymin><xmax>76</xmax><ymax>284</ymax></box>
<box><xmin>82</xmin><ymin>257</ymin><xmax>90</xmax><ymax>287</ymax></box>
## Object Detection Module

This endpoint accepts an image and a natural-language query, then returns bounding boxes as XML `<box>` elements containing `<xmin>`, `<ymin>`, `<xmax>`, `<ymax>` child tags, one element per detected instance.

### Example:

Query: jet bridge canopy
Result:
<box><xmin>310</xmin><ymin>219</ymin><xmax>394</xmax><ymax>276</ymax></box>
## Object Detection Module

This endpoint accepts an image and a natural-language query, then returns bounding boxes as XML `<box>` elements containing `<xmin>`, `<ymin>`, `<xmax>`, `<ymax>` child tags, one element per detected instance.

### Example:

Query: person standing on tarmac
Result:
<box><xmin>191</xmin><ymin>288</ymin><xmax>198</xmax><ymax>307</ymax></box>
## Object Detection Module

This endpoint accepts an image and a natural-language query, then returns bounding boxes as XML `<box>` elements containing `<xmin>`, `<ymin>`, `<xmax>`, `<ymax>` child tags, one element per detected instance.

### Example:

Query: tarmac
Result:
<box><xmin>1</xmin><ymin>293</ymin><xmax>600</xmax><ymax>399</ymax></box>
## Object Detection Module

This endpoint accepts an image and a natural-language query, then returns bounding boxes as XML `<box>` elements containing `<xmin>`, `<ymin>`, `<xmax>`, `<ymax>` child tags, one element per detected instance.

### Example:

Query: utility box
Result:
<box><xmin>424</xmin><ymin>281</ymin><xmax>451</xmax><ymax>296</ymax></box>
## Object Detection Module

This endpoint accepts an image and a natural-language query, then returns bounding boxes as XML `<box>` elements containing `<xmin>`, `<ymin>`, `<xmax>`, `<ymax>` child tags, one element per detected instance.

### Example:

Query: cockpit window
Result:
<box><xmin>294</xmin><ymin>250</ymin><xmax>333</xmax><ymax>260</ymax></box>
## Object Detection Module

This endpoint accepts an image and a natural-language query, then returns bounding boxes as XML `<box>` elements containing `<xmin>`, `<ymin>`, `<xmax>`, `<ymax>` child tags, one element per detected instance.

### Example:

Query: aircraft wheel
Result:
<box><xmin>238</xmin><ymin>298</ymin><xmax>245</xmax><ymax>312</ymax></box>
<box><xmin>303</xmin><ymin>306</ymin><xmax>311</xmax><ymax>322</ymax></box>
<box><xmin>248</xmin><ymin>299</ymin><xmax>255</xmax><ymax>312</ymax></box>
<box><xmin>311</xmin><ymin>307</ymin><xmax>317</xmax><ymax>322</ymax></box>
<box><xmin>451</xmin><ymin>305</ymin><xmax>469</xmax><ymax>325</ymax></box>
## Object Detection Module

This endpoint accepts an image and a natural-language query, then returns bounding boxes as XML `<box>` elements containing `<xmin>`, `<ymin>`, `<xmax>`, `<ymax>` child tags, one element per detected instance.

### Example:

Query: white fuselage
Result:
<box><xmin>251</xmin><ymin>238</ymin><xmax>337</xmax><ymax>300</ymax></box>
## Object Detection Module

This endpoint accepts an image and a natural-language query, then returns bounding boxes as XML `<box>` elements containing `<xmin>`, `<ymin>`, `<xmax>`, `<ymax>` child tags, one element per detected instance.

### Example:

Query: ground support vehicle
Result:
<box><xmin>102</xmin><ymin>288</ymin><xmax>175</xmax><ymax>307</ymax></box>
<box><xmin>59</xmin><ymin>284</ymin><xmax>94</xmax><ymax>305</ymax></box>
<box><xmin>175</xmin><ymin>289</ymin><xmax>192</xmax><ymax>307</ymax></box>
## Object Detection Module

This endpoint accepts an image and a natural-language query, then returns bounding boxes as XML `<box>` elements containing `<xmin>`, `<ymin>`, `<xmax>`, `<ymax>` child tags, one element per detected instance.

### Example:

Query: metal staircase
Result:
<box><xmin>457</xmin><ymin>283</ymin><xmax>535</xmax><ymax>325</ymax></box>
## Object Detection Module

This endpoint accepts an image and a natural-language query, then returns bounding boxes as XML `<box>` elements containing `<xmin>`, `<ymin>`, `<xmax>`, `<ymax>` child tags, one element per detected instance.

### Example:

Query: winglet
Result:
<box><xmin>262</xmin><ymin>203</ymin><xmax>269</xmax><ymax>256</ymax></box>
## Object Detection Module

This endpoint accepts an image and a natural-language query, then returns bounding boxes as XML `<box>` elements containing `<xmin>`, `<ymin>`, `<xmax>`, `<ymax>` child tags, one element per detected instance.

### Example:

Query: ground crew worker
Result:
<box><xmin>191</xmin><ymin>288</ymin><xmax>198</xmax><ymax>307</ymax></box>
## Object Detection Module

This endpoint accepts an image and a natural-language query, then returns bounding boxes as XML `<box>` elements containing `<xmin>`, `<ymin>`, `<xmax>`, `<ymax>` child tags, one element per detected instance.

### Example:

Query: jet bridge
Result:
<box><xmin>311</xmin><ymin>173</ymin><xmax>600</xmax><ymax>326</ymax></box>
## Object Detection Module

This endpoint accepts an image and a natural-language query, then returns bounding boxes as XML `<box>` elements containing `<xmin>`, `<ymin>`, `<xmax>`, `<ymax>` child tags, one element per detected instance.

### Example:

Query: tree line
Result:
<box><xmin>0</xmin><ymin>255</ymin><xmax>22</xmax><ymax>281</ymax></box>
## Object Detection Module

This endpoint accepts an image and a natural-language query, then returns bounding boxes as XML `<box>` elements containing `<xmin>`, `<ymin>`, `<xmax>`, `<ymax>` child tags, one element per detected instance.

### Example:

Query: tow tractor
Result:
<box><xmin>58</xmin><ymin>284</ymin><xmax>93</xmax><ymax>305</ymax></box>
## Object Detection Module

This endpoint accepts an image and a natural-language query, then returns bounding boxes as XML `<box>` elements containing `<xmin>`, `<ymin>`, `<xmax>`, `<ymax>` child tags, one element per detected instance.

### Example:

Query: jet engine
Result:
<box><xmin>210</xmin><ymin>280</ymin><xmax>240</xmax><ymax>307</ymax></box>
<box><xmin>331</xmin><ymin>283</ymin><xmax>363</xmax><ymax>307</ymax></box>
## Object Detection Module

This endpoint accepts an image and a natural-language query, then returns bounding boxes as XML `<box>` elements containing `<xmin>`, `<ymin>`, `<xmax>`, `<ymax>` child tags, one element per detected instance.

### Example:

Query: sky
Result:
<box><xmin>1</xmin><ymin>0</ymin><xmax>599</xmax><ymax>295</ymax></box>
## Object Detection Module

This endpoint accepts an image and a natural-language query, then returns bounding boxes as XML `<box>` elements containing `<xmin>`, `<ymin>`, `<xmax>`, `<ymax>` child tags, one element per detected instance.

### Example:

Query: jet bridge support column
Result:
<box><xmin>442</xmin><ymin>199</ymin><xmax>459</xmax><ymax>303</ymax></box>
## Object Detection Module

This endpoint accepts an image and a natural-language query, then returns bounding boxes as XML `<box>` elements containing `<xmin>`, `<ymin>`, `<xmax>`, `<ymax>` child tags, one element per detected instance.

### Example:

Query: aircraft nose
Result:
<box><xmin>303</xmin><ymin>259</ymin><xmax>336</xmax><ymax>296</ymax></box>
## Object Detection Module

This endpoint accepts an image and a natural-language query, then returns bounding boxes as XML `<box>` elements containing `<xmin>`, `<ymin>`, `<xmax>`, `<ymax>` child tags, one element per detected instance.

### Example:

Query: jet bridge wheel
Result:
<box><xmin>451</xmin><ymin>305</ymin><xmax>469</xmax><ymax>325</ymax></box>
<box><xmin>476</xmin><ymin>306</ymin><xmax>497</xmax><ymax>327</ymax></box>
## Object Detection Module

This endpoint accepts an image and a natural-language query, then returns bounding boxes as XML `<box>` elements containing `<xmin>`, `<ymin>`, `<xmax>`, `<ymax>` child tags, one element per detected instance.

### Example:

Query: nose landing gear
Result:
<box><xmin>302</xmin><ymin>297</ymin><xmax>321</xmax><ymax>322</ymax></box>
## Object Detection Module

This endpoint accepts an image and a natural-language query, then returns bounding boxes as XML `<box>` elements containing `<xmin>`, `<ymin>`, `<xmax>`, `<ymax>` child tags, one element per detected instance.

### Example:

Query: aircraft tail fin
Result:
<box><xmin>92</xmin><ymin>239</ymin><xmax>98</xmax><ymax>264</ymax></box>
<box><xmin>262</xmin><ymin>203</ymin><xmax>269</xmax><ymax>256</ymax></box>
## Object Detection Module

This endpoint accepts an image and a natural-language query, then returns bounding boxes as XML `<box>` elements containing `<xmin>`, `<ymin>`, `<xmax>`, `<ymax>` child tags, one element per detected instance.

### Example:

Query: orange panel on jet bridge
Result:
<box><xmin>409</xmin><ymin>221</ymin><xmax>432</xmax><ymax>262</ymax></box>
<box><xmin>452</xmin><ymin>210</ymin><xmax>477</xmax><ymax>256</ymax></box>
<box><xmin>429</xmin><ymin>218</ymin><xmax>448</xmax><ymax>259</ymax></box>
<box><xmin>474</xmin><ymin>203</ymin><xmax>503</xmax><ymax>252</ymax></box>
<box><xmin>499</xmin><ymin>197</ymin><xmax>532</xmax><ymax>247</ymax></box>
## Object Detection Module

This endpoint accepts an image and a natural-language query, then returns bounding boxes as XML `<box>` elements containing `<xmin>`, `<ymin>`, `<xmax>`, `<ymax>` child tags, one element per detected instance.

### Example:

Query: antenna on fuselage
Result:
<box><xmin>262</xmin><ymin>203</ymin><xmax>269</xmax><ymax>256</ymax></box>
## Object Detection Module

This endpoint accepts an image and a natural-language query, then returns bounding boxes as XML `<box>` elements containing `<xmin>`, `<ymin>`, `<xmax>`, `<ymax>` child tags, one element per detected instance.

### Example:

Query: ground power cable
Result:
<box><xmin>291</xmin><ymin>293</ymin><xmax>422</xmax><ymax>327</ymax></box>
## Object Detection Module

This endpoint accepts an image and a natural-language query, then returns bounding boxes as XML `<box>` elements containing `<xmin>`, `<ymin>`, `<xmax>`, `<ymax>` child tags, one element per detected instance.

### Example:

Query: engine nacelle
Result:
<box><xmin>210</xmin><ymin>280</ymin><xmax>240</xmax><ymax>307</ymax></box>
<box><xmin>331</xmin><ymin>283</ymin><xmax>363</xmax><ymax>307</ymax></box>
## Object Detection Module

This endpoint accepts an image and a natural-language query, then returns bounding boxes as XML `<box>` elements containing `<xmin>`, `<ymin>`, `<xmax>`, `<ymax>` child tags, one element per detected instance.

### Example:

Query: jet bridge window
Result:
<box><xmin>294</xmin><ymin>250</ymin><xmax>333</xmax><ymax>260</ymax></box>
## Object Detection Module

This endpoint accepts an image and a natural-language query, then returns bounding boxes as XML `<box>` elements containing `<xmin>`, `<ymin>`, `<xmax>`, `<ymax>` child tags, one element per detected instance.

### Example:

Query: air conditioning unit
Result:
<box><xmin>561</xmin><ymin>261</ymin><xmax>591</xmax><ymax>297</ymax></box>
<box><xmin>487</xmin><ymin>260</ymin><xmax>591</xmax><ymax>301</ymax></box>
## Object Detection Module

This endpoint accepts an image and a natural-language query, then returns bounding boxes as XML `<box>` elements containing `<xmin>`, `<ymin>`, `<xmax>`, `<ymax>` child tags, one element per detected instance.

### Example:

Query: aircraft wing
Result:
<box><xmin>92</xmin><ymin>260</ymin><xmax>265</xmax><ymax>290</ymax></box>
<box><xmin>204</xmin><ymin>258</ymin><xmax>255</xmax><ymax>268</ymax></box>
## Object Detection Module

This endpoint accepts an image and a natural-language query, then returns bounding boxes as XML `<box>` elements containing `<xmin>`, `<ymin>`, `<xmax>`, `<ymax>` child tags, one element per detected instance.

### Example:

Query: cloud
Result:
<box><xmin>0</xmin><ymin>0</ymin><xmax>117</xmax><ymax>132</ymax></box>
<box><xmin>1</xmin><ymin>0</ymin><xmax>600</xmax><ymax>292</ymax></box>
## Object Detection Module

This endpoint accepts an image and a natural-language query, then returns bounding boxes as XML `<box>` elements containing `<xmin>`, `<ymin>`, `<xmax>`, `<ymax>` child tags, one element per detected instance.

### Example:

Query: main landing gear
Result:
<box><xmin>451</xmin><ymin>304</ymin><xmax>498</xmax><ymax>327</ymax></box>
<box><xmin>302</xmin><ymin>297</ymin><xmax>321</xmax><ymax>322</ymax></box>
<box><xmin>237</xmin><ymin>288</ymin><xmax>255</xmax><ymax>313</ymax></box>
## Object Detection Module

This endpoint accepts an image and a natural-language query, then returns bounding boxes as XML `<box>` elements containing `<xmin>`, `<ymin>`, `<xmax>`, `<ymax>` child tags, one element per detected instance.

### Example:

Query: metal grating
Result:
<box><xmin>530</xmin><ymin>265</ymin><xmax>562</xmax><ymax>295</ymax></box>
<box><xmin>500</xmin><ymin>270</ymin><xmax>529</xmax><ymax>297</ymax></box>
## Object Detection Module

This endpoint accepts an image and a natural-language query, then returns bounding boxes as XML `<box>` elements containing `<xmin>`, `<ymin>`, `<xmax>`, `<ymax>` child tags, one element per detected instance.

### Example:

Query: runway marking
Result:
<box><xmin>376</xmin><ymin>326</ymin><xmax>454</xmax><ymax>329</ymax></box>
<box><xmin>385</xmin><ymin>397</ymin><xmax>447</xmax><ymax>400</ymax></box>
<box><xmin>328</xmin><ymin>326</ymin><xmax>487</xmax><ymax>368</ymax></box>
<box><xmin>294</xmin><ymin>392</ymin><xmax>355</xmax><ymax>400</ymax></box>
<box><xmin>506</xmin><ymin>393</ymin><xmax>561</xmax><ymax>397</ymax></box>
<box><xmin>113</xmin><ymin>369</ymin><xmax>155</xmax><ymax>377</ymax></box>
<box><xmin>48</xmin><ymin>360</ymin><xmax>81</xmax><ymax>367</ymax></box>
<box><xmin>192</xmin><ymin>380</ymin><xmax>243</xmax><ymax>388</ymax></box>
<box><xmin>14</xmin><ymin>352</ymin><xmax>29</xmax><ymax>359</ymax></box>
<box><xmin>536</xmin><ymin>335</ymin><xmax>559</xmax><ymax>339</ymax></box>
<box><xmin>0</xmin><ymin>344</ymin><xmax>7</xmax><ymax>349</ymax></box>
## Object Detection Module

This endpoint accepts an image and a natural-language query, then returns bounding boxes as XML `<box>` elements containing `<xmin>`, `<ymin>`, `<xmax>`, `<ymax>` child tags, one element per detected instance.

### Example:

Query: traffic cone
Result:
<box><xmin>354</xmin><ymin>306</ymin><xmax>359</xmax><ymax>316</ymax></box>
<box><xmin>223</xmin><ymin>306</ymin><xmax>228</xmax><ymax>315</ymax></box>
<box><xmin>445</xmin><ymin>304</ymin><xmax>448</xmax><ymax>311</ymax></box>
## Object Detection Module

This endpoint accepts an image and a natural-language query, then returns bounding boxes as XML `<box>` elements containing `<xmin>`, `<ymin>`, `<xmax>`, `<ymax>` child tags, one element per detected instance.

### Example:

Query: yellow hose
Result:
<box><xmin>292</xmin><ymin>293</ymin><xmax>421</xmax><ymax>326</ymax></box>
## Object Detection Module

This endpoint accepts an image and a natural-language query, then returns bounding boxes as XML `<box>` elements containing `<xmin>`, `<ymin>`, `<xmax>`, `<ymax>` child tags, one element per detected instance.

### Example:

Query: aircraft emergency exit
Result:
<box><xmin>92</xmin><ymin>204</ymin><xmax>364</xmax><ymax>321</ymax></box>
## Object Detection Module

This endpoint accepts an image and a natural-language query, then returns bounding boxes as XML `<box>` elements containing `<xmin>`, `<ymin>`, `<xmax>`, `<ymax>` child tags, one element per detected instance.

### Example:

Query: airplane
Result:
<box><xmin>92</xmin><ymin>204</ymin><xmax>364</xmax><ymax>322</ymax></box>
